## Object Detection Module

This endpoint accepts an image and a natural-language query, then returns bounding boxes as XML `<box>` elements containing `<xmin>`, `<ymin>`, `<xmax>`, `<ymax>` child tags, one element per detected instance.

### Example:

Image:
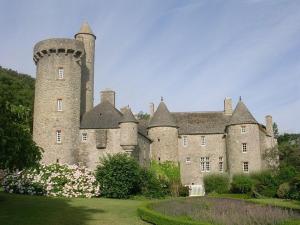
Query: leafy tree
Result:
<box><xmin>273</xmin><ymin>122</ymin><xmax>279</xmax><ymax>139</ymax></box>
<box><xmin>136</xmin><ymin>111</ymin><xmax>150</xmax><ymax>120</ymax></box>
<box><xmin>0</xmin><ymin>101</ymin><xmax>42</xmax><ymax>170</ymax></box>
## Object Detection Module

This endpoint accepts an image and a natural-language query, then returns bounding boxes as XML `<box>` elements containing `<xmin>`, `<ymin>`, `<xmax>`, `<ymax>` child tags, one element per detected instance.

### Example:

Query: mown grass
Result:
<box><xmin>0</xmin><ymin>191</ymin><xmax>149</xmax><ymax>225</ymax></box>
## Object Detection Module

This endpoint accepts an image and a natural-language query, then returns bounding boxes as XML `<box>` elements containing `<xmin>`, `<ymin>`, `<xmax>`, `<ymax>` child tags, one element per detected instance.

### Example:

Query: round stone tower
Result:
<box><xmin>119</xmin><ymin>107</ymin><xmax>138</xmax><ymax>155</ymax></box>
<box><xmin>226</xmin><ymin>99</ymin><xmax>262</xmax><ymax>176</ymax></box>
<box><xmin>75</xmin><ymin>22</ymin><xmax>96</xmax><ymax>116</ymax></box>
<box><xmin>148</xmin><ymin>100</ymin><xmax>178</xmax><ymax>162</ymax></box>
<box><xmin>33</xmin><ymin>38</ymin><xmax>84</xmax><ymax>164</ymax></box>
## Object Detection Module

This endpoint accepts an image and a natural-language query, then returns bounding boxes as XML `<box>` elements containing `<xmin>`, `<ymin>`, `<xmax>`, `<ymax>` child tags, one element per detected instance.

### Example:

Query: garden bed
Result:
<box><xmin>138</xmin><ymin>197</ymin><xmax>300</xmax><ymax>225</ymax></box>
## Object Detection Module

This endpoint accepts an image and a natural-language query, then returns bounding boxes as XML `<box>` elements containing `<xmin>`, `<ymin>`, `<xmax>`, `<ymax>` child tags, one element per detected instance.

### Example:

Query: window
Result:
<box><xmin>241</xmin><ymin>126</ymin><xmax>246</xmax><ymax>133</ymax></box>
<box><xmin>82</xmin><ymin>133</ymin><xmax>87</xmax><ymax>142</ymax></box>
<box><xmin>186</xmin><ymin>157</ymin><xmax>191</xmax><ymax>164</ymax></box>
<box><xmin>242</xmin><ymin>143</ymin><xmax>247</xmax><ymax>153</ymax></box>
<box><xmin>56</xmin><ymin>130</ymin><xmax>62</xmax><ymax>143</ymax></box>
<box><xmin>200</xmin><ymin>136</ymin><xmax>206</xmax><ymax>146</ymax></box>
<box><xmin>219</xmin><ymin>157</ymin><xmax>223</xmax><ymax>172</ymax></box>
<box><xmin>200</xmin><ymin>157</ymin><xmax>210</xmax><ymax>172</ymax></box>
<box><xmin>182</xmin><ymin>136</ymin><xmax>188</xmax><ymax>147</ymax></box>
<box><xmin>58</xmin><ymin>68</ymin><xmax>64</xmax><ymax>79</ymax></box>
<box><xmin>57</xmin><ymin>99</ymin><xmax>62</xmax><ymax>111</ymax></box>
<box><xmin>243</xmin><ymin>162</ymin><xmax>249</xmax><ymax>172</ymax></box>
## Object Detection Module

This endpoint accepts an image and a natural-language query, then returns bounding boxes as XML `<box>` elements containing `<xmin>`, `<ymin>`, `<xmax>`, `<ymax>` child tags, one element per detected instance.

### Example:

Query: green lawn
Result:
<box><xmin>0</xmin><ymin>192</ymin><xmax>149</xmax><ymax>225</ymax></box>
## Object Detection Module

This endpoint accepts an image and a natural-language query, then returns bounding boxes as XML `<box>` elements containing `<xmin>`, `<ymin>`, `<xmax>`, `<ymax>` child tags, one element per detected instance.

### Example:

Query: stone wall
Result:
<box><xmin>148</xmin><ymin>127</ymin><xmax>178</xmax><ymax>162</ymax></box>
<box><xmin>178</xmin><ymin>134</ymin><xmax>227</xmax><ymax>185</ymax></box>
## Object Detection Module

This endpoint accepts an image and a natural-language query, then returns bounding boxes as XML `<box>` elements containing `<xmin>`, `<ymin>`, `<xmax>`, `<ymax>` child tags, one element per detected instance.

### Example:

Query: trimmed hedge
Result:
<box><xmin>137</xmin><ymin>204</ymin><xmax>211</xmax><ymax>225</ymax></box>
<box><xmin>203</xmin><ymin>174</ymin><xmax>230</xmax><ymax>194</ymax></box>
<box><xmin>231</xmin><ymin>174</ymin><xmax>253</xmax><ymax>194</ymax></box>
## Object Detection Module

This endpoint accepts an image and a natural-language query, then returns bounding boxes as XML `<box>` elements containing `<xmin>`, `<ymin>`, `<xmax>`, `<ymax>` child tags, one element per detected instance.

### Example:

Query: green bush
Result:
<box><xmin>178</xmin><ymin>185</ymin><xmax>190</xmax><ymax>197</ymax></box>
<box><xmin>139</xmin><ymin>168</ymin><xmax>169</xmax><ymax>198</ymax></box>
<box><xmin>289</xmin><ymin>174</ymin><xmax>300</xmax><ymax>200</ymax></box>
<box><xmin>231</xmin><ymin>174</ymin><xmax>253</xmax><ymax>194</ymax></box>
<box><xmin>251</xmin><ymin>171</ymin><xmax>278</xmax><ymax>197</ymax></box>
<box><xmin>277</xmin><ymin>183</ymin><xmax>290</xmax><ymax>199</ymax></box>
<box><xmin>204</xmin><ymin>174</ymin><xmax>230</xmax><ymax>194</ymax></box>
<box><xmin>95</xmin><ymin>153</ymin><xmax>140</xmax><ymax>199</ymax></box>
<box><xmin>277</xmin><ymin>166</ymin><xmax>297</xmax><ymax>184</ymax></box>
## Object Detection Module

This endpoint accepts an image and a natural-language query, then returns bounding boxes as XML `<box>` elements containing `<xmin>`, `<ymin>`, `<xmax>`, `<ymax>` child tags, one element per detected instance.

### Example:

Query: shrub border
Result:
<box><xmin>137</xmin><ymin>198</ymin><xmax>300</xmax><ymax>225</ymax></box>
<box><xmin>137</xmin><ymin>201</ymin><xmax>211</xmax><ymax>225</ymax></box>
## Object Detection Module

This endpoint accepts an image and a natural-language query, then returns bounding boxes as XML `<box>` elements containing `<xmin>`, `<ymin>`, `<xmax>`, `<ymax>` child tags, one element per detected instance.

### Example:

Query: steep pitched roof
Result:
<box><xmin>229</xmin><ymin>100</ymin><xmax>258</xmax><ymax>125</ymax></box>
<box><xmin>172</xmin><ymin>112</ymin><xmax>231</xmax><ymax>134</ymax></box>
<box><xmin>75</xmin><ymin>22</ymin><xmax>96</xmax><ymax>39</ymax></box>
<box><xmin>119</xmin><ymin>108</ymin><xmax>138</xmax><ymax>123</ymax></box>
<box><xmin>80</xmin><ymin>101</ymin><xmax>123</xmax><ymax>129</ymax></box>
<box><xmin>148</xmin><ymin>101</ymin><xmax>177</xmax><ymax>128</ymax></box>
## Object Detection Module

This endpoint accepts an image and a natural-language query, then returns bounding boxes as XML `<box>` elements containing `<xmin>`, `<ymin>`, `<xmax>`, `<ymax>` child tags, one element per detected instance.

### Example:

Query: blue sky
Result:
<box><xmin>0</xmin><ymin>0</ymin><xmax>299</xmax><ymax>133</ymax></box>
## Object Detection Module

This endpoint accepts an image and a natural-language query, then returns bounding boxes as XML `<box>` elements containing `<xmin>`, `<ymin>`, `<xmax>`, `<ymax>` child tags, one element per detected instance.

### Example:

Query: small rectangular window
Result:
<box><xmin>219</xmin><ymin>157</ymin><xmax>223</xmax><ymax>172</ymax></box>
<box><xmin>58</xmin><ymin>68</ymin><xmax>64</xmax><ymax>79</ymax></box>
<box><xmin>241</xmin><ymin>126</ymin><xmax>246</xmax><ymax>133</ymax></box>
<box><xmin>57</xmin><ymin>99</ymin><xmax>62</xmax><ymax>111</ymax></box>
<box><xmin>243</xmin><ymin>162</ymin><xmax>249</xmax><ymax>172</ymax></box>
<box><xmin>182</xmin><ymin>136</ymin><xmax>188</xmax><ymax>147</ymax></box>
<box><xmin>82</xmin><ymin>133</ymin><xmax>87</xmax><ymax>142</ymax></box>
<box><xmin>242</xmin><ymin>143</ymin><xmax>247</xmax><ymax>153</ymax></box>
<box><xmin>56</xmin><ymin>130</ymin><xmax>62</xmax><ymax>143</ymax></box>
<box><xmin>186</xmin><ymin>157</ymin><xmax>191</xmax><ymax>164</ymax></box>
<box><xmin>201</xmin><ymin>136</ymin><xmax>206</xmax><ymax>146</ymax></box>
<box><xmin>200</xmin><ymin>157</ymin><xmax>205</xmax><ymax>172</ymax></box>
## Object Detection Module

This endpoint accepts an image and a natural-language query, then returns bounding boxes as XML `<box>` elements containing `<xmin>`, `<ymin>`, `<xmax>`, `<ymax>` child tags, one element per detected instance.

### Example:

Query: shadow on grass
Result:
<box><xmin>0</xmin><ymin>192</ymin><xmax>105</xmax><ymax>225</ymax></box>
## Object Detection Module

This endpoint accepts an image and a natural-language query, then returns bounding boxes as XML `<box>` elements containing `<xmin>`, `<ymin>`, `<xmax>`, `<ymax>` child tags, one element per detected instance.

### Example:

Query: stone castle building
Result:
<box><xmin>33</xmin><ymin>23</ymin><xmax>277</xmax><ymax>193</ymax></box>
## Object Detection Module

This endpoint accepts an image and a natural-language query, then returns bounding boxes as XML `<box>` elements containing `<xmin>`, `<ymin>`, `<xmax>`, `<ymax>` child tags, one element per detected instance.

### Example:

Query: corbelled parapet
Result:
<box><xmin>33</xmin><ymin>38</ymin><xmax>84</xmax><ymax>64</ymax></box>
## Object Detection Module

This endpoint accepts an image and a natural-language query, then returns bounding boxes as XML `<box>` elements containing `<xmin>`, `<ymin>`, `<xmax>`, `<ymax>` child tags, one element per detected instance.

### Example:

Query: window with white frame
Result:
<box><xmin>219</xmin><ymin>157</ymin><xmax>223</xmax><ymax>172</ymax></box>
<box><xmin>82</xmin><ymin>132</ymin><xmax>87</xmax><ymax>142</ymax></box>
<box><xmin>58</xmin><ymin>68</ymin><xmax>64</xmax><ymax>79</ymax></box>
<box><xmin>200</xmin><ymin>157</ymin><xmax>210</xmax><ymax>172</ymax></box>
<box><xmin>56</xmin><ymin>130</ymin><xmax>62</xmax><ymax>143</ymax></box>
<box><xmin>241</xmin><ymin>126</ymin><xmax>246</xmax><ymax>133</ymax></box>
<box><xmin>243</xmin><ymin>162</ymin><xmax>249</xmax><ymax>172</ymax></box>
<box><xmin>186</xmin><ymin>157</ymin><xmax>191</xmax><ymax>164</ymax></box>
<box><xmin>242</xmin><ymin>143</ymin><xmax>247</xmax><ymax>153</ymax></box>
<box><xmin>200</xmin><ymin>136</ymin><xmax>206</xmax><ymax>146</ymax></box>
<box><xmin>57</xmin><ymin>99</ymin><xmax>63</xmax><ymax>111</ymax></box>
<box><xmin>182</xmin><ymin>136</ymin><xmax>188</xmax><ymax>147</ymax></box>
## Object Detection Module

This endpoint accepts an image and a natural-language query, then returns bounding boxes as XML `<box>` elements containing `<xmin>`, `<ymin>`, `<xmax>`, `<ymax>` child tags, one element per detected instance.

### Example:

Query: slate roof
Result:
<box><xmin>119</xmin><ymin>108</ymin><xmax>138</xmax><ymax>123</ymax></box>
<box><xmin>172</xmin><ymin>112</ymin><xmax>231</xmax><ymax>134</ymax></box>
<box><xmin>148</xmin><ymin>101</ymin><xmax>177</xmax><ymax>128</ymax></box>
<box><xmin>80</xmin><ymin>101</ymin><xmax>123</xmax><ymax>129</ymax></box>
<box><xmin>229</xmin><ymin>100</ymin><xmax>258</xmax><ymax>125</ymax></box>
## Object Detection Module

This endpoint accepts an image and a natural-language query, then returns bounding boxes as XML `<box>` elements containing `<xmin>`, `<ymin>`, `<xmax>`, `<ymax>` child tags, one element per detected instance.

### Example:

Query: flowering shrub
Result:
<box><xmin>2</xmin><ymin>164</ymin><xmax>100</xmax><ymax>198</ymax></box>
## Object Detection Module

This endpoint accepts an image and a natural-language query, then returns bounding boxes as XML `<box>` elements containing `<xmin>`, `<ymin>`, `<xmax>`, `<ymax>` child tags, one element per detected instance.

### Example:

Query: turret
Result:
<box><xmin>75</xmin><ymin>22</ymin><xmax>96</xmax><ymax>115</ymax></box>
<box><xmin>226</xmin><ymin>98</ymin><xmax>261</xmax><ymax>175</ymax></box>
<box><xmin>148</xmin><ymin>99</ymin><xmax>178</xmax><ymax>162</ymax></box>
<box><xmin>119</xmin><ymin>107</ymin><xmax>138</xmax><ymax>155</ymax></box>
<box><xmin>33</xmin><ymin>38</ymin><xmax>84</xmax><ymax>164</ymax></box>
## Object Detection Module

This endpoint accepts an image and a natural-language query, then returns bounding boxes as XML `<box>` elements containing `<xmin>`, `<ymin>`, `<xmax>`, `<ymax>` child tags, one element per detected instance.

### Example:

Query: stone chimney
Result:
<box><xmin>101</xmin><ymin>89</ymin><xmax>115</xmax><ymax>107</ymax></box>
<box><xmin>265</xmin><ymin>115</ymin><xmax>273</xmax><ymax>136</ymax></box>
<box><xmin>224</xmin><ymin>97</ymin><xmax>233</xmax><ymax>115</ymax></box>
<box><xmin>149</xmin><ymin>102</ymin><xmax>155</xmax><ymax>117</ymax></box>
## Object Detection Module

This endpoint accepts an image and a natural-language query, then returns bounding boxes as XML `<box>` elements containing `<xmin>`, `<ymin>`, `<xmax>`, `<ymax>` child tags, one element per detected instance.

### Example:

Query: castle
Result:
<box><xmin>33</xmin><ymin>23</ymin><xmax>277</xmax><ymax>193</ymax></box>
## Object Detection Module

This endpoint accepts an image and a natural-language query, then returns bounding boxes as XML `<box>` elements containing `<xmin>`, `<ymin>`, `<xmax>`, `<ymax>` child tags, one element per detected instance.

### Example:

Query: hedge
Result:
<box><xmin>137</xmin><ymin>203</ymin><xmax>211</xmax><ymax>225</ymax></box>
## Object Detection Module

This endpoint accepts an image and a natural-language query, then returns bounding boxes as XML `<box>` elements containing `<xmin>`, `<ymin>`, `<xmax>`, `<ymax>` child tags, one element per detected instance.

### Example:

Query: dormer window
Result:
<box><xmin>58</xmin><ymin>68</ymin><xmax>64</xmax><ymax>79</ymax></box>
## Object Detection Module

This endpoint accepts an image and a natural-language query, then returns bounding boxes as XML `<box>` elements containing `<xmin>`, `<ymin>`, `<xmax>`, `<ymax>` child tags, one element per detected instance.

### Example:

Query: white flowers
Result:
<box><xmin>2</xmin><ymin>163</ymin><xmax>100</xmax><ymax>198</ymax></box>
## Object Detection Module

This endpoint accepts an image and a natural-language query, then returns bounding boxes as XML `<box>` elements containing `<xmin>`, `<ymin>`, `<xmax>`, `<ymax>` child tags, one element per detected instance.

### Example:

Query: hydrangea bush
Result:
<box><xmin>2</xmin><ymin>164</ymin><xmax>100</xmax><ymax>198</ymax></box>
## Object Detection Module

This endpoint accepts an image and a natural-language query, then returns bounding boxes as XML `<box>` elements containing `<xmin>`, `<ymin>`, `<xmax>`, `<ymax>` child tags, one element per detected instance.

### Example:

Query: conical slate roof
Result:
<box><xmin>229</xmin><ymin>100</ymin><xmax>258</xmax><ymax>125</ymax></box>
<box><xmin>119</xmin><ymin>107</ymin><xmax>138</xmax><ymax>123</ymax></box>
<box><xmin>148</xmin><ymin>101</ymin><xmax>177</xmax><ymax>128</ymax></box>
<box><xmin>80</xmin><ymin>101</ymin><xmax>122</xmax><ymax>129</ymax></box>
<box><xmin>75</xmin><ymin>22</ymin><xmax>96</xmax><ymax>39</ymax></box>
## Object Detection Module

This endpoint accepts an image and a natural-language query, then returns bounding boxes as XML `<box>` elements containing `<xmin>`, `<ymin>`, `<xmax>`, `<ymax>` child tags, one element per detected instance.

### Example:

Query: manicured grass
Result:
<box><xmin>0</xmin><ymin>192</ymin><xmax>149</xmax><ymax>225</ymax></box>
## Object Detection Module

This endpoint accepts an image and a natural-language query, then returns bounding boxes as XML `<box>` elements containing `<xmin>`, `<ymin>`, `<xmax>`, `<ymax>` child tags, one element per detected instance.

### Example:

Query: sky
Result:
<box><xmin>0</xmin><ymin>0</ymin><xmax>299</xmax><ymax>133</ymax></box>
